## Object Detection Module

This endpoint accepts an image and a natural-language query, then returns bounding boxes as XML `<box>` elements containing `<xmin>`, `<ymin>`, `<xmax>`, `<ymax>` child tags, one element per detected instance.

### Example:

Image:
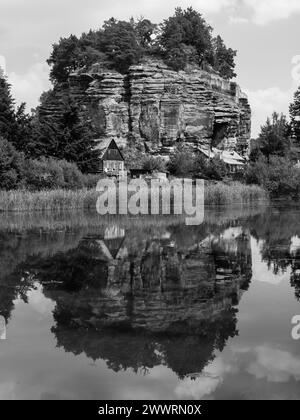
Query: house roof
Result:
<box><xmin>95</xmin><ymin>139</ymin><xmax>124</xmax><ymax>160</ymax></box>
<box><xmin>199</xmin><ymin>147</ymin><xmax>246</xmax><ymax>166</ymax></box>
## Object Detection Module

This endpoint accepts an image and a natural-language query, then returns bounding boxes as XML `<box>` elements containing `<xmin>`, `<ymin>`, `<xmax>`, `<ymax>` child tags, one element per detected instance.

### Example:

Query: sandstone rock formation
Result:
<box><xmin>39</xmin><ymin>59</ymin><xmax>251</xmax><ymax>157</ymax></box>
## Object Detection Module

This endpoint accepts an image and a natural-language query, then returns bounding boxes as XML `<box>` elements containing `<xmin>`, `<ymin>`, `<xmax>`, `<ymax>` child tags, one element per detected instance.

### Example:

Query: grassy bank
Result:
<box><xmin>205</xmin><ymin>182</ymin><xmax>268</xmax><ymax>205</ymax></box>
<box><xmin>0</xmin><ymin>182</ymin><xmax>268</xmax><ymax>212</ymax></box>
<box><xmin>0</xmin><ymin>189</ymin><xmax>98</xmax><ymax>212</ymax></box>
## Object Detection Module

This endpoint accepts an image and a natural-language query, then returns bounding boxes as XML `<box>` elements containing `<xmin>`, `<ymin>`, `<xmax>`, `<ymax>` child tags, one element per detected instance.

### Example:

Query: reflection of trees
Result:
<box><xmin>52</xmin><ymin>306</ymin><xmax>238</xmax><ymax>378</ymax></box>
<box><xmin>0</xmin><ymin>230</ymin><xmax>83</xmax><ymax>320</ymax></box>
<box><xmin>247</xmin><ymin>205</ymin><xmax>300</xmax><ymax>300</ymax></box>
<box><xmin>291</xmin><ymin>249</ymin><xmax>300</xmax><ymax>301</ymax></box>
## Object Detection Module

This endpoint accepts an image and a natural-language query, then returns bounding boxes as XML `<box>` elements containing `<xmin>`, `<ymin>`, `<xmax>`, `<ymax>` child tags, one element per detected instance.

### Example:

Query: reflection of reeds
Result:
<box><xmin>0</xmin><ymin>182</ymin><xmax>268</xmax><ymax>213</ymax></box>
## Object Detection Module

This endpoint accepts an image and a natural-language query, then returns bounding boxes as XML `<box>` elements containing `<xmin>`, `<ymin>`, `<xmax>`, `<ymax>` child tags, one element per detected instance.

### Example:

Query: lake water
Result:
<box><xmin>0</xmin><ymin>203</ymin><xmax>300</xmax><ymax>400</ymax></box>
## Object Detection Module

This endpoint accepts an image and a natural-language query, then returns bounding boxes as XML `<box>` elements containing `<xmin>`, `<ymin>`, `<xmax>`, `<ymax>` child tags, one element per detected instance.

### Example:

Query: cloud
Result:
<box><xmin>229</xmin><ymin>16</ymin><xmax>249</xmax><ymax>24</ymax></box>
<box><xmin>247</xmin><ymin>346</ymin><xmax>300</xmax><ymax>383</ymax></box>
<box><xmin>8</xmin><ymin>62</ymin><xmax>51</xmax><ymax>111</ymax></box>
<box><xmin>251</xmin><ymin>238</ymin><xmax>289</xmax><ymax>285</ymax></box>
<box><xmin>0</xmin><ymin>55</ymin><xmax>6</xmax><ymax>75</ymax></box>
<box><xmin>175</xmin><ymin>358</ymin><xmax>232</xmax><ymax>399</ymax></box>
<box><xmin>245</xmin><ymin>86</ymin><xmax>293</xmax><ymax>137</ymax></box>
<box><xmin>26</xmin><ymin>286</ymin><xmax>55</xmax><ymax>316</ymax></box>
<box><xmin>244</xmin><ymin>0</ymin><xmax>300</xmax><ymax>26</ymax></box>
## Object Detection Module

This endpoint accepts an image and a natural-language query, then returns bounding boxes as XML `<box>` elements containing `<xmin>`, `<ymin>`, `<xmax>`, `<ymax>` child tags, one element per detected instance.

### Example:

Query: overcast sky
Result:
<box><xmin>1</xmin><ymin>0</ymin><xmax>300</xmax><ymax>137</ymax></box>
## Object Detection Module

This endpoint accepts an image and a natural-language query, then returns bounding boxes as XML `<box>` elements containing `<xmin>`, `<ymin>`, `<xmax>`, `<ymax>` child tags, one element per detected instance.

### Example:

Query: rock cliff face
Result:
<box><xmin>39</xmin><ymin>59</ymin><xmax>251</xmax><ymax>156</ymax></box>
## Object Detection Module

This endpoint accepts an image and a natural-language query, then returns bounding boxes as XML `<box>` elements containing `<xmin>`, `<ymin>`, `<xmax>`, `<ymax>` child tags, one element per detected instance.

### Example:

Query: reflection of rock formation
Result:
<box><xmin>41</xmin><ymin>225</ymin><xmax>252</xmax><ymax>334</ymax></box>
<box><xmin>25</xmin><ymin>224</ymin><xmax>251</xmax><ymax>378</ymax></box>
<box><xmin>0</xmin><ymin>216</ymin><xmax>252</xmax><ymax>379</ymax></box>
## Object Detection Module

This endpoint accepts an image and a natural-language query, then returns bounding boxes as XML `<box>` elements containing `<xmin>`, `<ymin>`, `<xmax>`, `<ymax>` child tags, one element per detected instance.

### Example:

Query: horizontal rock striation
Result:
<box><xmin>39</xmin><ymin>59</ymin><xmax>251</xmax><ymax>157</ymax></box>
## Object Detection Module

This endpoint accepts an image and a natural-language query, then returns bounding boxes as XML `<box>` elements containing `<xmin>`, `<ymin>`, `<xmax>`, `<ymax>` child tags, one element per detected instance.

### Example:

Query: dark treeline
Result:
<box><xmin>47</xmin><ymin>7</ymin><xmax>237</xmax><ymax>83</ymax></box>
<box><xmin>0</xmin><ymin>74</ymin><xmax>100</xmax><ymax>190</ymax></box>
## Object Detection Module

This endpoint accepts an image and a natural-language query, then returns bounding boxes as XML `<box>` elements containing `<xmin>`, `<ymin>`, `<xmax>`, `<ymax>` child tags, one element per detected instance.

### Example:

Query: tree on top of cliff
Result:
<box><xmin>46</xmin><ymin>8</ymin><xmax>237</xmax><ymax>83</ymax></box>
<box><xmin>100</xmin><ymin>18</ymin><xmax>143</xmax><ymax>73</ymax></box>
<box><xmin>135</xmin><ymin>18</ymin><xmax>157</xmax><ymax>50</ymax></box>
<box><xmin>290</xmin><ymin>86</ymin><xmax>300</xmax><ymax>145</ymax></box>
<box><xmin>212</xmin><ymin>35</ymin><xmax>237</xmax><ymax>80</ymax></box>
<box><xmin>47</xmin><ymin>35</ymin><xmax>81</xmax><ymax>84</ymax></box>
<box><xmin>158</xmin><ymin>7</ymin><xmax>214</xmax><ymax>71</ymax></box>
<box><xmin>157</xmin><ymin>7</ymin><xmax>236</xmax><ymax>79</ymax></box>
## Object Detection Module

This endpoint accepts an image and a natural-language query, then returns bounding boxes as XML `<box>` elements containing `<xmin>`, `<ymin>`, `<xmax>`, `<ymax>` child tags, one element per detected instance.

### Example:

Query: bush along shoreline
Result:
<box><xmin>0</xmin><ymin>181</ymin><xmax>268</xmax><ymax>213</ymax></box>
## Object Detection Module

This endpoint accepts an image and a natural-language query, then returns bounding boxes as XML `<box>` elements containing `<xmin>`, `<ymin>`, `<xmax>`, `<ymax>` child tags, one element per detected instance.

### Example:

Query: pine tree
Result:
<box><xmin>57</xmin><ymin>98</ymin><xmax>100</xmax><ymax>172</ymax></box>
<box><xmin>33</xmin><ymin>97</ymin><xmax>100</xmax><ymax>172</ymax></box>
<box><xmin>290</xmin><ymin>87</ymin><xmax>300</xmax><ymax>144</ymax></box>
<box><xmin>258</xmin><ymin>112</ymin><xmax>291</xmax><ymax>162</ymax></box>
<box><xmin>212</xmin><ymin>35</ymin><xmax>237</xmax><ymax>80</ymax></box>
<box><xmin>0</xmin><ymin>75</ymin><xmax>16</xmax><ymax>142</ymax></box>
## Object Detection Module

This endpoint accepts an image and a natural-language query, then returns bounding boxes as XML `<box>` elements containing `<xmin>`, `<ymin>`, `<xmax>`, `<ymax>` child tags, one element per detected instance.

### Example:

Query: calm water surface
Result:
<box><xmin>0</xmin><ymin>203</ymin><xmax>300</xmax><ymax>400</ymax></box>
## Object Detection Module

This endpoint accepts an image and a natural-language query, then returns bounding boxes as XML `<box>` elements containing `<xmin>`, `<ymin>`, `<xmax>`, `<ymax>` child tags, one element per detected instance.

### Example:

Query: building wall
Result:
<box><xmin>103</xmin><ymin>160</ymin><xmax>124</xmax><ymax>173</ymax></box>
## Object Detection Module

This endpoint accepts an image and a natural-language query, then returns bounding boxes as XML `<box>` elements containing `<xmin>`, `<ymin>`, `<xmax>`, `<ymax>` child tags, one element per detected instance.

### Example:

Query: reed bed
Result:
<box><xmin>0</xmin><ymin>189</ymin><xmax>98</xmax><ymax>212</ymax></box>
<box><xmin>205</xmin><ymin>182</ymin><xmax>268</xmax><ymax>205</ymax></box>
<box><xmin>0</xmin><ymin>182</ymin><xmax>268</xmax><ymax>213</ymax></box>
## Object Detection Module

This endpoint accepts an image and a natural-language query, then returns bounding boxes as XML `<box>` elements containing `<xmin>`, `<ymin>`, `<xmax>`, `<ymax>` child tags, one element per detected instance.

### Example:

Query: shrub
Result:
<box><xmin>0</xmin><ymin>138</ymin><xmax>25</xmax><ymax>190</ymax></box>
<box><xmin>195</xmin><ymin>155</ymin><xmax>227</xmax><ymax>180</ymax></box>
<box><xmin>82</xmin><ymin>173</ymin><xmax>104</xmax><ymax>189</ymax></box>
<box><xmin>244</xmin><ymin>155</ymin><xmax>300</xmax><ymax>198</ymax></box>
<box><xmin>167</xmin><ymin>146</ymin><xmax>196</xmax><ymax>177</ymax></box>
<box><xmin>58</xmin><ymin>160</ymin><xmax>84</xmax><ymax>189</ymax></box>
<box><xmin>142</xmin><ymin>156</ymin><xmax>166</xmax><ymax>172</ymax></box>
<box><xmin>24</xmin><ymin>158</ymin><xmax>84</xmax><ymax>190</ymax></box>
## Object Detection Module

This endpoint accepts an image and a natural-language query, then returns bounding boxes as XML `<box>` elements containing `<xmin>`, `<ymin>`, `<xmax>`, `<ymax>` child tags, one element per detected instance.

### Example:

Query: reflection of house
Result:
<box><xmin>96</xmin><ymin>139</ymin><xmax>125</xmax><ymax>176</ymax></box>
<box><xmin>97</xmin><ymin>225</ymin><xmax>127</xmax><ymax>260</ymax></box>
<box><xmin>199</xmin><ymin>147</ymin><xmax>246</xmax><ymax>173</ymax></box>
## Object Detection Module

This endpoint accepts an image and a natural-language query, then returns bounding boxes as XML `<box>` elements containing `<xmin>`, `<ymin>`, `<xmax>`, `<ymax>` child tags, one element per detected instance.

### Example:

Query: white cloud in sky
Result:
<box><xmin>246</xmin><ymin>53</ymin><xmax>300</xmax><ymax>138</ymax></box>
<box><xmin>229</xmin><ymin>16</ymin><xmax>249</xmax><ymax>24</ymax></box>
<box><xmin>244</xmin><ymin>0</ymin><xmax>300</xmax><ymax>26</ymax></box>
<box><xmin>0</xmin><ymin>55</ymin><xmax>6</xmax><ymax>75</ymax></box>
<box><xmin>8</xmin><ymin>61</ymin><xmax>51</xmax><ymax>111</ymax></box>
<box><xmin>245</xmin><ymin>86</ymin><xmax>294</xmax><ymax>138</ymax></box>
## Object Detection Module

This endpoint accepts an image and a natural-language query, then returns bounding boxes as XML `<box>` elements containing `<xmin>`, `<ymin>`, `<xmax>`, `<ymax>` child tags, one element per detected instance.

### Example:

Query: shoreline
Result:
<box><xmin>0</xmin><ymin>182</ymin><xmax>268</xmax><ymax>213</ymax></box>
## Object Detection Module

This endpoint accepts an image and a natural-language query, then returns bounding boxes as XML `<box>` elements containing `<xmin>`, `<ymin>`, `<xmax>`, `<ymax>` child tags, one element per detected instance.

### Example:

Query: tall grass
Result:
<box><xmin>205</xmin><ymin>182</ymin><xmax>268</xmax><ymax>205</ymax></box>
<box><xmin>0</xmin><ymin>189</ymin><xmax>98</xmax><ymax>212</ymax></box>
<box><xmin>0</xmin><ymin>182</ymin><xmax>268</xmax><ymax>213</ymax></box>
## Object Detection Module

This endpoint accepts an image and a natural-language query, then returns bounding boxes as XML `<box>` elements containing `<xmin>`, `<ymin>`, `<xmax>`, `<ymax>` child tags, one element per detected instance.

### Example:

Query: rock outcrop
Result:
<box><xmin>39</xmin><ymin>59</ymin><xmax>251</xmax><ymax>157</ymax></box>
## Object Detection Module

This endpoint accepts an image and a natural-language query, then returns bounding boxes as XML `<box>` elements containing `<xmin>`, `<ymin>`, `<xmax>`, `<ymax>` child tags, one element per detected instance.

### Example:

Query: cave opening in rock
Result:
<box><xmin>212</xmin><ymin>122</ymin><xmax>229</xmax><ymax>148</ymax></box>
